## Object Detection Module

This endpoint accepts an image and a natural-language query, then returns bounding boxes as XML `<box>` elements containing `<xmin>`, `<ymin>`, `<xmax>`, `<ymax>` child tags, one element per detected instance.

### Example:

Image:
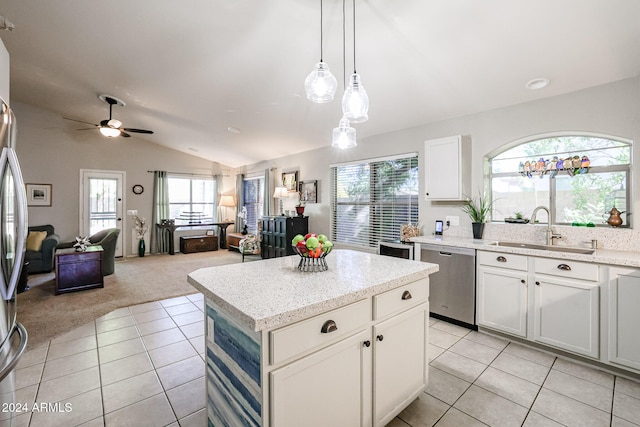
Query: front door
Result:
<box><xmin>80</xmin><ymin>169</ymin><xmax>124</xmax><ymax>257</ymax></box>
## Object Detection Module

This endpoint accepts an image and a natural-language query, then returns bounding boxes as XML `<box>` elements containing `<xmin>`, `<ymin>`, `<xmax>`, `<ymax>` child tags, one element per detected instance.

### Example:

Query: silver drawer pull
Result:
<box><xmin>497</xmin><ymin>256</ymin><xmax>507</xmax><ymax>262</ymax></box>
<box><xmin>320</xmin><ymin>320</ymin><xmax>338</xmax><ymax>334</ymax></box>
<box><xmin>401</xmin><ymin>290</ymin><xmax>412</xmax><ymax>300</ymax></box>
<box><xmin>557</xmin><ymin>263</ymin><xmax>572</xmax><ymax>271</ymax></box>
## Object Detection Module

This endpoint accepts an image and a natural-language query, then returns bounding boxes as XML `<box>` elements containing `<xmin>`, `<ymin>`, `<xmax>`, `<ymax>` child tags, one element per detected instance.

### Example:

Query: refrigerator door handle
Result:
<box><xmin>0</xmin><ymin>323</ymin><xmax>28</xmax><ymax>382</ymax></box>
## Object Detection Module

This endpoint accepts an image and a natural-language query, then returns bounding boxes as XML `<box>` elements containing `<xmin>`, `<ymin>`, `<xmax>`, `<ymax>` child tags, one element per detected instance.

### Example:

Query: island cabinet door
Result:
<box><xmin>269</xmin><ymin>329</ymin><xmax>372</xmax><ymax>427</ymax></box>
<box><xmin>373</xmin><ymin>303</ymin><xmax>428</xmax><ymax>427</ymax></box>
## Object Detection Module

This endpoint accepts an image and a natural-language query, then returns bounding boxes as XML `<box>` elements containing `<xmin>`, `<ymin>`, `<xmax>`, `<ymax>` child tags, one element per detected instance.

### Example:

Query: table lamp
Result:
<box><xmin>219</xmin><ymin>195</ymin><xmax>236</xmax><ymax>221</ymax></box>
<box><xmin>273</xmin><ymin>186</ymin><xmax>289</xmax><ymax>216</ymax></box>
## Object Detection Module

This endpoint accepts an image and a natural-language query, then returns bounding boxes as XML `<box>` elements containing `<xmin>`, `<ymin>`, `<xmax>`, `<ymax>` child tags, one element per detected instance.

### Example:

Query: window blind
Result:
<box><xmin>331</xmin><ymin>154</ymin><xmax>419</xmax><ymax>248</ymax></box>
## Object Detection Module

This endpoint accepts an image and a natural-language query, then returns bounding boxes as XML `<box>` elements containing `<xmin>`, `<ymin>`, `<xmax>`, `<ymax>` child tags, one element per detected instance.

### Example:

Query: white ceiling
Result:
<box><xmin>0</xmin><ymin>1</ymin><xmax>639</xmax><ymax>168</ymax></box>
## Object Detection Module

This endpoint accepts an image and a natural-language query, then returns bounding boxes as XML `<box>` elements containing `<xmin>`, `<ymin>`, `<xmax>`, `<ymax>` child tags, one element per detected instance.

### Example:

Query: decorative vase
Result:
<box><xmin>138</xmin><ymin>239</ymin><xmax>145</xmax><ymax>257</ymax></box>
<box><xmin>472</xmin><ymin>222</ymin><xmax>484</xmax><ymax>239</ymax></box>
<box><xmin>295</xmin><ymin>206</ymin><xmax>305</xmax><ymax>216</ymax></box>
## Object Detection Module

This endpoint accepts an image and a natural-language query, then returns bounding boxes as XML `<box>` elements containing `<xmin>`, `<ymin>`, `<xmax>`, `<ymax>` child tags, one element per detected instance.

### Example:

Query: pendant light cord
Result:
<box><xmin>352</xmin><ymin>0</ymin><xmax>357</xmax><ymax>74</ymax></box>
<box><xmin>320</xmin><ymin>0</ymin><xmax>324</xmax><ymax>61</ymax></box>
<box><xmin>342</xmin><ymin>0</ymin><xmax>346</xmax><ymax>90</ymax></box>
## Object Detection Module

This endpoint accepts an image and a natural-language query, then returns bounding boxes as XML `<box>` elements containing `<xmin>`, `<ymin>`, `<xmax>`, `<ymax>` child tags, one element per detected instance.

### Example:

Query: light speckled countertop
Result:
<box><xmin>188</xmin><ymin>249</ymin><xmax>439</xmax><ymax>332</ymax></box>
<box><xmin>411</xmin><ymin>235</ymin><xmax>640</xmax><ymax>267</ymax></box>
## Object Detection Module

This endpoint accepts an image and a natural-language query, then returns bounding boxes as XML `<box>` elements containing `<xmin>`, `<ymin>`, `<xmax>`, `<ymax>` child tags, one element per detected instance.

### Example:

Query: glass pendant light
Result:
<box><xmin>304</xmin><ymin>0</ymin><xmax>337</xmax><ymax>103</ymax></box>
<box><xmin>331</xmin><ymin>116</ymin><xmax>357</xmax><ymax>149</ymax></box>
<box><xmin>341</xmin><ymin>0</ymin><xmax>369</xmax><ymax>123</ymax></box>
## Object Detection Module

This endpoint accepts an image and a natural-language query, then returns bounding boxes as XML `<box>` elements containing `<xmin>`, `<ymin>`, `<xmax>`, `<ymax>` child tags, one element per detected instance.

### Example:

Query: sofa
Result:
<box><xmin>57</xmin><ymin>228</ymin><xmax>121</xmax><ymax>275</ymax></box>
<box><xmin>25</xmin><ymin>224</ymin><xmax>60</xmax><ymax>274</ymax></box>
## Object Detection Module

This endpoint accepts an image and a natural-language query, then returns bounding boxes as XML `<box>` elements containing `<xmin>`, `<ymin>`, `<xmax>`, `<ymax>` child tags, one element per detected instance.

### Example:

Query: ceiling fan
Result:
<box><xmin>65</xmin><ymin>94</ymin><xmax>154</xmax><ymax>138</ymax></box>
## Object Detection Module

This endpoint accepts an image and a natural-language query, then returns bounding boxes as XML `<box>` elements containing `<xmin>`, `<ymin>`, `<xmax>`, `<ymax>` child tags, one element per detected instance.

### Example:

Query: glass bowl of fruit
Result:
<box><xmin>291</xmin><ymin>233</ymin><xmax>333</xmax><ymax>272</ymax></box>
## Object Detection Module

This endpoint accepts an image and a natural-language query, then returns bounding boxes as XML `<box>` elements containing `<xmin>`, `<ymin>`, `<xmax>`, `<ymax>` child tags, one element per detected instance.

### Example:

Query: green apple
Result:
<box><xmin>322</xmin><ymin>240</ymin><xmax>333</xmax><ymax>252</ymax></box>
<box><xmin>292</xmin><ymin>234</ymin><xmax>305</xmax><ymax>245</ymax></box>
<box><xmin>317</xmin><ymin>234</ymin><xmax>328</xmax><ymax>243</ymax></box>
<box><xmin>306</xmin><ymin>236</ymin><xmax>320</xmax><ymax>250</ymax></box>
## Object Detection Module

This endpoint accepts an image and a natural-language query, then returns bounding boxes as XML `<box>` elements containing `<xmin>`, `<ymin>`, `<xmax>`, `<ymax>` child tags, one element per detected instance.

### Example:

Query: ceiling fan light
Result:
<box><xmin>107</xmin><ymin>119</ymin><xmax>122</xmax><ymax>128</ymax></box>
<box><xmin>99</xmin><ymin>127</ymin><xmax>121</xmax><ymax>137</ymax></box>
<box><xmin>331</xmin><ymin>117</ymin><xmax>357</xmax><ymax>149</ymax></box>
<box><xmin>342</xmin><ymin>73</ymin><xmax>369</xmax><ymax>123</ymax></box>
<box><xmin>305</xmin><ymin>62</ymin><xmax>338</xmax><ymax>103</ymax></box>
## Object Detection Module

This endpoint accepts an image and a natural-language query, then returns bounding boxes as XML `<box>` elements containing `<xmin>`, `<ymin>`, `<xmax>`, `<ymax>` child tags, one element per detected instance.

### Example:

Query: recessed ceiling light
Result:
<box><xmin>526</xmin><ymin>78</ymin><xmax>550</xmax><ymax>90</ymax></box>
<box><xmin>227</xmin><ymin>127</ymin><xmax>241</xmax><ymax>134</ymax></box>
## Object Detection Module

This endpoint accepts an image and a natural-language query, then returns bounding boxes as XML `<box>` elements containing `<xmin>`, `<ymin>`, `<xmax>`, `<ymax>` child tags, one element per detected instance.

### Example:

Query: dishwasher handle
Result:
<box><xmin>438</xmin><ymin>251</ymin><xmax>453</xmax><ymax>257</ymax></box>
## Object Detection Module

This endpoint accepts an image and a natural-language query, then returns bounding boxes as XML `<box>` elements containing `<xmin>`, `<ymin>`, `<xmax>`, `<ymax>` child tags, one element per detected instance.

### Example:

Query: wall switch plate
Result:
<box><xmin>127</xmin><ymin>209</ymin><xmax>138</xmax><ymax>216</ymax></box>
<box><xmin>446</xmin><ymin>215</ymin><xmax>460</xmax><ymax>226</ymax></box>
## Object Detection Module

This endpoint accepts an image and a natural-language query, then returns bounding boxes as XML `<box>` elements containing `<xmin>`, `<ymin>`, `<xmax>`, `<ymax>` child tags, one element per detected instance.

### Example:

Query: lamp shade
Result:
<box><xmin>219</xmin><ymin>195</ymin><xmax>236</xmax><ymax>207</ymax></box>
<box><xmin>305</xmin><ymin>62</ymin><xmax>338</xmax><ymax>103</ymax></box>
<box><xmin>331</xmin><ymin>117</ymin><xmax>357</xmax><ymax>149</ymax></box>
<box><xmin>273</xmin><ymin>186</ymin><xmax>289</xmax><ymax>199</ymax></box>
<box><xmin>99</xmin><ymin>127</ymin><xmax>121</xmax><ymax>137</ymax></box>
<box><xmin>341</xmin><ymin>73</ymin><xmax>369</xmax><ymax>123</ymax></box>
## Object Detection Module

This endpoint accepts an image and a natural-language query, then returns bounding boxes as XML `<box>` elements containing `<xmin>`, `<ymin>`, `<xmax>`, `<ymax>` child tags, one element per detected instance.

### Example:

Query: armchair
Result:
<box><xmin>238</xmin><ymin>234</ymin><xmax>260</xmax><ymax>262</ymax></box>
<box><xmin>58</xmin><ymin>228</ymin><xmax>121</xmax><ymax>275</ymax></box>
<box><xmin>25</xmin><ymin>225</ymin><xmax>60</xmax><ymax>274</ymax></box>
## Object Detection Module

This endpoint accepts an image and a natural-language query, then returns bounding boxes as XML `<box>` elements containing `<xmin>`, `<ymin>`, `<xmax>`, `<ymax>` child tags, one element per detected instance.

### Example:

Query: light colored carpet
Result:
<box><xmin>18</xmin><ymin>250</ymin><xmax>248</xmax><ymax>349</ymax></box>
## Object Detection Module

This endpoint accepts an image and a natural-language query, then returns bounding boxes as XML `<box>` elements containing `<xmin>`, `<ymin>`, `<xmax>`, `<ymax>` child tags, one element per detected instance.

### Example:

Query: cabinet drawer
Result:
<box><xmin>270</xmin><ymin>299</ymin><xmax>370</xmax><ymax>365</ymax></box>
<box><xmin>478</xmin><ymin>251</ymin><xmax>527</xmax><ymax>271</ymax></box>
<box><xmin>373</xmin><ymin>278</ymin><xmax>429</xmax><ymax>320</ymax></box>
<box><xmin>535</xmin><ymin>257</ymin><xmax>599</xmax><ymax>282</ymax></box>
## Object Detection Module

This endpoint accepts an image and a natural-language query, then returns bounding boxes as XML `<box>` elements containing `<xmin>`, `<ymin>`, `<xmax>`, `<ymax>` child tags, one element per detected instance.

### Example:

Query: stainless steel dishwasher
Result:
<box><xmin>419</xmin><ymin>243</ymin><xmax>477</xmax><ymax>329</ymax></box>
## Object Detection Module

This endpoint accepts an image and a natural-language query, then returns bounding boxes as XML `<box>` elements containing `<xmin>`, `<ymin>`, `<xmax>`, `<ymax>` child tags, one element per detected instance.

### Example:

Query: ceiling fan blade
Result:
<box><xmin>123</xmin><ymin>128</ymin><xmax>154</xmax><ymax>134</ymax></box>
<box><xmin>63</xmin><ymin>117</ymin><xmax>98</xmax><ymax>126</ymax></box>
<box><xmin>121</xmin><ymin>132</ymin><xmax>131</xmax><ymax>138</ymax></box>
<box><xmin>76</xmin><ymin>127</ymin><xmax>98</xmax><ymax>131</ymax></box>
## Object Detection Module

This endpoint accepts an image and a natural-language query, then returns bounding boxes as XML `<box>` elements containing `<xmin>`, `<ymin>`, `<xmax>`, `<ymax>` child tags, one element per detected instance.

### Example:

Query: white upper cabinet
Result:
<box><xmin>424</xmin><ymin>135</ymin><xmax>470</xmax><ymax>201</ymax></box>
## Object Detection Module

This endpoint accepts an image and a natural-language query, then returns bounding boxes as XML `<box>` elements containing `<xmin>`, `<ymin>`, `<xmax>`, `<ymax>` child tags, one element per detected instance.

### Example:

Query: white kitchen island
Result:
<box><xmin>188</xmin><ymin>249</ymin><xmax>439</xmax><ymax>427</ymax></box>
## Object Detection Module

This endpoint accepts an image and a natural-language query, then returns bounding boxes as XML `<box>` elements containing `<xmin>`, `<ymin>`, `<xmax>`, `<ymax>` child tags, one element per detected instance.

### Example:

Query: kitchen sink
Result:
<box><xmin>490</xmin><ymin>241</ymin><xmax>595</xmax><ymax>255</ymax></box>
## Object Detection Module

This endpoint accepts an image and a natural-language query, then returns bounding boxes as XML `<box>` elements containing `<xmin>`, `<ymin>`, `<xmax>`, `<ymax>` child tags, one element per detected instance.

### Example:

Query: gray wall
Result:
<box><xmin>14</xmin><ymin>102</ymin><xmax>231</xmax><ymax>256</ymax></box>
<box><xmin>239</xmin><ymin>76</ymin><xmax>640</xmax><ymax>247</ymax></box>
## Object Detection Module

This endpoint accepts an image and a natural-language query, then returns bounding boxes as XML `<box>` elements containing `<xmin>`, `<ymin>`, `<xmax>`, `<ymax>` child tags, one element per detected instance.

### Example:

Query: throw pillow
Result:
<box><xmin>26</xmin><ymin>231</ymin><xmax>48</xmax><ymax>251</ymax></box>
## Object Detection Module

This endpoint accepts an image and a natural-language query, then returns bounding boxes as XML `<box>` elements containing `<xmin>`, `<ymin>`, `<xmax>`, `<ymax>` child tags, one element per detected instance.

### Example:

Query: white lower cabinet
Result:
<box><xmin>477</xmin><ymin>265</ymin><xmax>527</xmax><ymax>337</ymax></box>
<box><xmin>268</xmin><ymin>279</ymin><xmax>430</xmax><ymax>427</ymax></box>
<box><xmin>608</xmin><ymin>267</ymin><xmax>640</xmax><ymax>371</ymax></box>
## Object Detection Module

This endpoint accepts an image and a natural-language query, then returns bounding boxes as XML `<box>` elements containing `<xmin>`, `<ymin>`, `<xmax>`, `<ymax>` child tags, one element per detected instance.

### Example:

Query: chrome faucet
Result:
<box><xmin>530</xmin><ymin>206</ymin><xmax>562</xmax><ymax>246</ymax></box>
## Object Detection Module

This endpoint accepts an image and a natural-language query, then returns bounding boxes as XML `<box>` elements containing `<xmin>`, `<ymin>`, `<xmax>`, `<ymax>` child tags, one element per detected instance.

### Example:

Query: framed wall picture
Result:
<box><xmin>298</xmin><ymin>180</ymin><xmax>318</xmax><ymax>203</ymax></box>
<box><xmin>26</xmin><ymin>183</ymin><xmax>52</xmax><ymax>206</ymax></box>
<box><xmin>281</xmin><ymin>171</ymin><xmax>298</xmax><ymax>192</ymax></box>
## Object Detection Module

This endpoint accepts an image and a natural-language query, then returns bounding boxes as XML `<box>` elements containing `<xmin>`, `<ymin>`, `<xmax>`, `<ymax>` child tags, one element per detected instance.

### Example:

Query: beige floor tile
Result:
<box><xmin>386</xmin><ymin>417</ymin><xmax>411</xmax><ymax>427</ymax></box>
<box><xmin>14</xmin><ymin>384</ymin><xmax>38</xmax><ymax>409</ymax></box>
<box><xmin>46</xmin><ymin>335</ymin><xmax>97</xmax><ymax>361</ymax></box>
<box><xmin>543</xmin><ymin>369</ymin><xmax>613</xmax><ymax>412</ymax></box>
<box><xmin>430</xmin><ymin>328</ymin><xmax>463</xmax><ymax>349</ymax></box>
<box><xmin>100</xmin><ymin>352</ymin><xmax>155</xmax><ymax>386</ymax></box>
<box><xmin>98</xmin><ymin>337</ymin><xmax>146</xmax><ymax>364</ymax></box>
<box><xmin>435</xmin><ymin>408</ymin><xmax>488</xmax><ymax>427</ymax></box>
<box><xmin>148</xmin><ymin>339</ymin><xmax>199</xmax><ymax>369</ymax></box>
<box><xmin>16</xmin><ymin>345</ymin><xmax>48</xmax><ymax>369</ymax></box>
<box><xmin>612</xmin><ymin>415</ymin><xmax>640</xmax><ymax>426</ymax></box>
<box><xmin>166</xmin><ymin>376</ymin><xmax>206</xmax><ymax>419</ymax></box>
<box><xmin>171</xmin><ymin>310</ymin><xmax>204</xmax><ymax>326</ymax></box>
<box><xmin>397</xmin><ymin>392</ymin><xmax>450</xmax><ymax>427</ymax></box>
<box><xmin>178</xmin><ymin>408</ymin><xmax>207</xmax><ymax>427</ymax></box>
<box><xmin>78</xmin><ymin>416</ymin><xmax>105</xmax><ymax>426</ymax></box>
<box><xmin>15</xmin><ymin>363</ymin><xmax>44</xmax><ymax>389</ymax></box>
<box><xmin>160</xmin><ymin>295</ymin><xmax>192</xmax><ymax>307</ymax></box>
<box><xmin>449</xmin><ymin>338</ymin><xmax>502</xmax><ymax>365</ymax></box>
<box><xmin>431</xmin><ymin>321</ymin><xmax>472</xmax><ymax>338</ymax></box>
<box><xmin>29</xmin><ymin>388</ymin><xmax>103</xmax><ymax>427</ymax></box>
<box><xmin>104</xmin><ymin>392</ymin><xmax>176</xmax><ymax>426</ymax></box>
<box><xmin>156</xmin><ymin>355</ymin><xmax>204</xmax><ymax>390</ymax></box>
<box><xmin>475</xmin><ymin>366</ymin><xmax>541</xmax><ymax>408</ymax></box>
<box><xmin>532</xmin><ymin>388</ymin><xmax>610</xmax><ymax>426</ymax></box>
<box><xmin>142</xmin><ymin>327</ymin><xmax>186</xmax><ymax>350</ymax></box>
<box><xmin>132</xmin><ymin>307</ymin><xmax>169</xmax><ymax>324</ymax></box>
<box><xmin>95</xmin><ymin>314</ymin><xmax>135</xmax><ymax>334</ymax></box>
<box><xmin>429</xmin><ymin>344</ymin><xmax>446</xmax><ymax>362</ymax></box>
<box><xmin>429</xmin><ymin>317</ymin><xmax>439</xmax><ymax>326</ymax></box>
<box><xmin>430</xmin><ymin>351</ymin><xmax>487</xmax><ymax>383</ymax></box>
<box><xmin>96</xmin><ymin>306</ymin><xmax>131</xmax><ymax>322</ymax></box>
<box><xmin>179</xmin><ymin>321</ymin><xmax>204</xmax><ymax>339</ymax></box>
<box><xmin>96</xmin><ymin>325</ymin><xmax>140</xmax><ymax>348</ymax></box>
<box><xmin>135</xmin><ymin>316</ymin><xmax>177</xmax><ymax>336</ymax></box>
<box><xmin>490</xmin><ymin>352</ymin><xmax>551</xmax><ymax>385</ymax></box>
<box><xmin>128</xmin><ymin>300</ymin><xmax>163</xmax><ymax>314</ymax></box>
<box><xmin>36</xmin><ymin>366</ymin><xmax>100</xmax><ymax>403</ymax></box>
<box><xmin>553</xmin><ymin>357</ymin><xmax>614</xmax><ymax>389</ymax></box>
<box><xmin>464</xmin><ymin>331</ymin><xmax>509</xmax><ymax>351</ymax></box>
<box><xmin>51</xmin><ymin>322</ymin><xmax>96</xmax><ymax>344</ymax></box>
<box><xmin>189</xmin><ymin>335</ymin><xmax>205</xmax><ymax>355</ymax></box>
<box><xmin>164</xmin><ymin>302</ymin><xmax>199</xmax><ymax>316</ymax></box>
<box><xmin>616</xmin><ymin>376</ymin><xmax>640</xmax><ymax>400</ymax></box>
<box><xmin>454</xmin><ymin>385</ymin><xmax>528</xmax><ymax>427</ymax></box>
<box><xmin>613</xmin><ymin>391</ymin><xmax>640</xmax><ymax>425</ymax></box>
<box><xmin>503</xmin><ymin>342</ymin><xmax>556</xmax><ymax>367</ymax></box>
<box><xmin>522</xmin><ymin>411</ymin><xmax>565</xmax><ymax>426</ymax></box>
<box><xmin>102</xmin><ymin>371</ymin><xmax>164</xmax><ymax>414</ymax></box>
<box><xmin>426</xmin><ymin>366</ymin><xmax>471</xmax><ymax>405</ymax></box>
<box><xmin>41</xmin><ymin>349</ymin><xmax>98</xmax><ymax>382</ymax></box>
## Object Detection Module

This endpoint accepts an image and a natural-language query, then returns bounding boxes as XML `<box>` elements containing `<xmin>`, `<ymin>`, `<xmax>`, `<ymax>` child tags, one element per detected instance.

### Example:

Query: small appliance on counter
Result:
<box><xmin>377</xmin><ymin>240</ymin><xmax>415</xmax><ymax>260</ymax></box>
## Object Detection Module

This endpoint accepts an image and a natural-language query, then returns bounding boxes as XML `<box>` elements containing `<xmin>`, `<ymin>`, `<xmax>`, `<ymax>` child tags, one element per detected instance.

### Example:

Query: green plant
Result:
<box><xmin>514</xmin><ymin>211</ymin><xmax>523</xmax><ymax>219</ymax></box>
<box><xmin>460</xmin><ymin>193</ymin><xmax>493</xmax><ymax>223</ymax></box>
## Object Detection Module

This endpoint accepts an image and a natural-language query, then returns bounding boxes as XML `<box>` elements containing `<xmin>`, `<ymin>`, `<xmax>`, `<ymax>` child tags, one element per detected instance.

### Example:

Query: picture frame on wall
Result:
<box><xmin>298</xmin><ymin>180</ymin><xmax>318</xmax><ymax>203</ymax></box>
<box><xmin>26</xmin><ymin>183</ymin><xmax>52</xmax><ymax>206</ymax></box>
<box><xmin>281</xmin><ymin>171</ymin><xmax>298</xmax><ymax>192</ymax></box>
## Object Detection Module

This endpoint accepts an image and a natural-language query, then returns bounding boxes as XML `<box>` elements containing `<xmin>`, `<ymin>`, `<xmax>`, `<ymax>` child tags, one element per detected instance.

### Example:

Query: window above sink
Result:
<box><xmin>488</xmin><ymin>133</ymin><xmax>631</xmax><ymax>228</ymax></box>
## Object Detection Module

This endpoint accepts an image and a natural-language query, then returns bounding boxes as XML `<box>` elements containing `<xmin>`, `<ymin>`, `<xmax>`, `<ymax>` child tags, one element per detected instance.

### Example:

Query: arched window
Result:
<box><xmin>490</xmin><ymin>134</ymin><xmax>631</xmax><ymax>227</ymax></box>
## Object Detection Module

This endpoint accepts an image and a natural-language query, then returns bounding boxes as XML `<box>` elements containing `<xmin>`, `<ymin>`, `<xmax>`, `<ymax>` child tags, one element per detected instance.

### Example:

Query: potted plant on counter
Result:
<box><xmin>460</xmin><ymin>192</ymin><xmax>493</xmax><ymax>239</ymax></box>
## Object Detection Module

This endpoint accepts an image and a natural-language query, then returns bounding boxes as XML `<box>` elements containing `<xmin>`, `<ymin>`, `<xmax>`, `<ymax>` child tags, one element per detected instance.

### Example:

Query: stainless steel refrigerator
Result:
<box><xmin>0</xmin><ymin>97</ymin><xmax>29</xmax><ymax>427</ymax></box>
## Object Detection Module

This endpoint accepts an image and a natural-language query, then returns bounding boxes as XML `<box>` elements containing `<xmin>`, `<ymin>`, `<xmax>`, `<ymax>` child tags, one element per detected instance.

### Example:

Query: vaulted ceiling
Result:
<box><xmin>1</xmin><ymin>0</ymin><xmax>639</xmax><ymax>167</ymax></box>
